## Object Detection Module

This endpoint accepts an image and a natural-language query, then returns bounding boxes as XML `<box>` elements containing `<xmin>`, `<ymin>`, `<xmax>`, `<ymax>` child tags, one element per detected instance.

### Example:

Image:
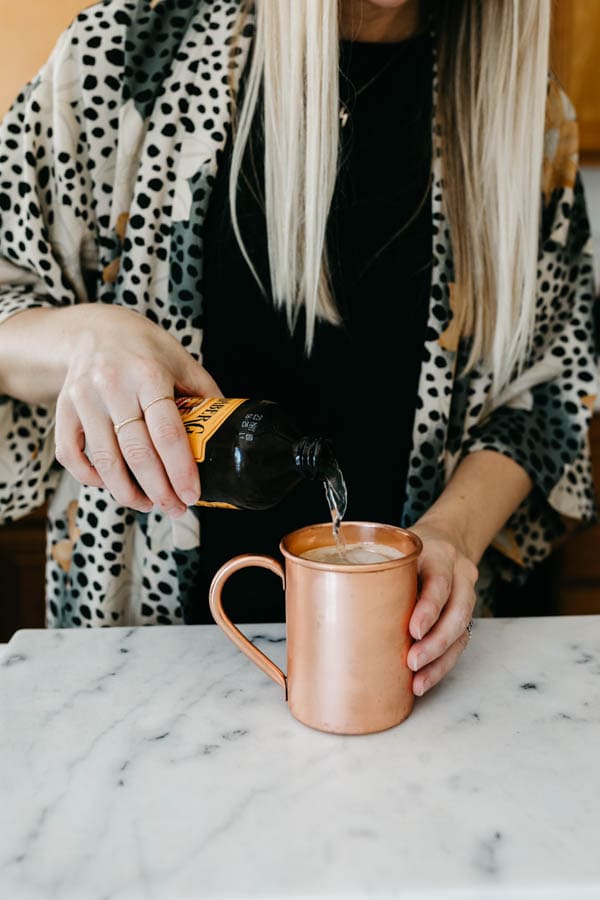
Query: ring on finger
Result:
<box><xmin>114</xmin><ymin>414</ymin><xmax>144</xmax><ymax>436</ymax></box>
<box><xmin>142</xmin><ymin>395</ymin><xmax>174</xmax><ymax>415</ymax></box>
<box><xmin>466</xmin><ymin>619</ymin><xmax>474</xmax><ymax>639</ymax></box>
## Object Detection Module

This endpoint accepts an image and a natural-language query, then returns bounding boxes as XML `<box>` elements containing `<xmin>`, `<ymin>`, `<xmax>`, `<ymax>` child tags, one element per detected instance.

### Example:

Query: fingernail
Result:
<box><xmin>181</xmin><ymin>490</ymin><xmax>200</xmax><ymax>506</ymax></box>
<box><xmin>168</xmin><ymin>506</ymin><xmax>186</xmax><ymax>519</ymax></box>
<box><xmin>414</xmin><ymin>681</ymin><xmax>425</xmax><ymax>697</ymax></box>
<box><xmin>414</xmin><ymin>626</ymin><xmax>422</xmax><ymax>641</ymax></box>
<box><xmin>409</xmin><ymin>653</ymin><xmax>423</xmax><ymax>672</ymax></box>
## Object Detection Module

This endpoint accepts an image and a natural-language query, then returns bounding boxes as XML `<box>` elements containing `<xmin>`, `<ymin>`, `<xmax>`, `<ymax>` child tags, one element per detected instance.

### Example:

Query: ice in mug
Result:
<box><xmin>300</xmin><ymin>542</ymin><xmax>406</xmax><ymax>566</ymax></box>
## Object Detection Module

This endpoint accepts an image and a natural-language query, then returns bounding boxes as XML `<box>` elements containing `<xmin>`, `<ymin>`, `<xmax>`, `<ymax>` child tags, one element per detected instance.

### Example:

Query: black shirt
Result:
<box><xmin>190</xmin><ymin>32</ymin><xmax>433</xmax><ymax>623</ymax></box>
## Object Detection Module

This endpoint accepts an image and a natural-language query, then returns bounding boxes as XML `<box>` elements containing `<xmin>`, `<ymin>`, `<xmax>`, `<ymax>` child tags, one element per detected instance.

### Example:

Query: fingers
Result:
<box><xmin>68</xmin><ymin>383</ymin><xmax>154</xmax><ymax>514</ymax></box>
<box><xmin>102</xmin><ymin>385</ymin><xmax>187</xmax><ymax>517</ymax></box>
<box><xmin>175</xmin><ymin>357</ymin><xmax>223</xmax><ymax>400</ymax></box>
<box><xmin>408</xmin><ymin>568</ymin><xmax>476</xmax><ymax>695</ymax></box>
<box><xmin>58</xmin><ymin>392</ymin><xmax>152</xmax><ymax>514</ymax></box>
<box><xmin>88</xmin><ymin>379</ymin><xmax>199</xmax><ymax>511</ymax></box>
<box><xmin>115</xmin><ymin>418</ymin><xmax>188</xmax><ymax>517</ymax></box>
<box><xmin>141</xmin><ymin>395</ymin><xmax>200</xmax><ymax>505</ymax></box>
<box><xmin>53</xmin><ymin>308</ymin><xmax>221</xmax><ymax>512</ymax></box>
<box><xmin>54</xmin><ymin>393</ymin><xmax>105</xmax><ymax>489</ymax></box>
<box><xmin>409</xmin><ymin>542</ymin><xmax>455</xmax><ymax>640</ymax></box>
<box><xmin>412</xmin><ymin>630</ymin><xmax>471</xmax><ymax>697</ymax></box>
<box><xmin>66</xmin><ymin>385</ymin><xmax>200</xmax><ymax>518</ymax></box>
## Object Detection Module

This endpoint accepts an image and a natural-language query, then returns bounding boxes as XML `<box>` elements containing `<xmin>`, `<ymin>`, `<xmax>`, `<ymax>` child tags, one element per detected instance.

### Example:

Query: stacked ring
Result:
<box><xmin>113</xmin><ymin>415</ymin><xmax>143</xmax><ymax>436</ymax></box>
<box><xmin>113</xmin><ymin>396</ymin><xmax>174</xmax><ymax>435</ymax></box>
<box><xmin>142</xmin><ymin>395</ymin><xmax>174</xmax><ymax>414</ymax></box>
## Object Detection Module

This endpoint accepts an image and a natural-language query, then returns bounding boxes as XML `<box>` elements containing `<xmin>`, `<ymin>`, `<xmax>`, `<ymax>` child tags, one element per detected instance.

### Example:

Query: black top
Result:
<box><xmin>189</xmin><ymin>32</ymin><xmax>433</xmax><ymax>623</ymax></box>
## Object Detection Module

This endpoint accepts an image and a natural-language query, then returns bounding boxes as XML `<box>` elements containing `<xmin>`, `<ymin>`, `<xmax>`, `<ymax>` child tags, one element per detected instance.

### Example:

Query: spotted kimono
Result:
<box><xmin>0</xmin><ymin>0</ymin><xmax>597</xmax><ymax>626</ymax></box>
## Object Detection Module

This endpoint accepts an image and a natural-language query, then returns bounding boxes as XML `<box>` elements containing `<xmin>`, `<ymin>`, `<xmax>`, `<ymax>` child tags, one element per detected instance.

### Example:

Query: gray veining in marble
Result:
<box><xmin>1</xmin><ymin>617</ymin><xmax>599</xmax><ymax>900</ymax></box>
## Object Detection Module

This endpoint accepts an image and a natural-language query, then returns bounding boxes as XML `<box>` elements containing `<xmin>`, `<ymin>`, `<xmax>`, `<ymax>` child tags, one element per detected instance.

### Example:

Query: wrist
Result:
<box><xmin>411</xmin><ymin>451</ymin><xmax>532</xmax><ymax>567</ymax></box>
<box><xmin>0</xmin><ymin>306</ymin><xmax>73</xmax><ymax>404</ymax></box>
<box><xmin>54</xmin><ymin>303</ymin><xmax>105</xmax><ymax>367</ymax></box>
<box><xmin>412</xmin><ymin>510</ymin><xmax>482</xmax><ymax>565</ymax></box>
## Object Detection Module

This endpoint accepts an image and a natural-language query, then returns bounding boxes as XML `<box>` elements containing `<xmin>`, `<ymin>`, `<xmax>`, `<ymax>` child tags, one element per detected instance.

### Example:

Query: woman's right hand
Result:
<box><xmin>54</xmin><ymin>304</ymin><xmax>222</xmax><ymax>517</ymax></box>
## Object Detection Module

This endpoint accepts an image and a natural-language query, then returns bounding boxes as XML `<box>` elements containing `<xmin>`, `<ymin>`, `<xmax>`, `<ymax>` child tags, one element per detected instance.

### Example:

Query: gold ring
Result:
<box><xmin>114</xmin><ymin>415</ymin><xmax>144</xmax><ymax>436</ymax></box>
<box><xmin>142</xmin><ymin>395</ymin><xmax>174</xmax><ymax>415</ymax></box>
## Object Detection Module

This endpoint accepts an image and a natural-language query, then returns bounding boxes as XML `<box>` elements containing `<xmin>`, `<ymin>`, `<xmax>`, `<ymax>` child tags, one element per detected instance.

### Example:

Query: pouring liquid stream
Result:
<box><xmin>324</xmin><ymin>463</ymin><xmax>348</xmax><ymax>559</ymax></box>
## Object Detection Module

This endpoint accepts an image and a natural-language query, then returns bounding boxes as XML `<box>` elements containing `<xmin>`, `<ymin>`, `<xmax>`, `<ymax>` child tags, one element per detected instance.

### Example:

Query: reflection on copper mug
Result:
<box><xmin>209</xmin><ymin>522</ymin><xmax>422</xmax><ymax>735</ymax></box>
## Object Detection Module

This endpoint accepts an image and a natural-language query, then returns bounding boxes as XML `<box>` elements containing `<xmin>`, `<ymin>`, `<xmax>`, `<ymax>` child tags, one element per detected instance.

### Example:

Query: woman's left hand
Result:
<box><xmin>407</xmin><ymin>519</ymin><xmax>479</xmax><ymax>696</ymax></box>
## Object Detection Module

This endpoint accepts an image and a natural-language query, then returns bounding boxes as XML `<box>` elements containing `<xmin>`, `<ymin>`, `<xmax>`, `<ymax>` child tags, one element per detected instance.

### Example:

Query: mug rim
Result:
<box><xmin>280</xmin><ymin>521</ymin><xmax>423</xmax><ymax>572</ymax></box>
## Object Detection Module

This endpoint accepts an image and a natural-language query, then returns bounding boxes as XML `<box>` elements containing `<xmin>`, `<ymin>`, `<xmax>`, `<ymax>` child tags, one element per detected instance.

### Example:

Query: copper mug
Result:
<box><xmin>209</xmin><ymin>522</ymin><xmax>422</xmax><ymax>735</ymax></box>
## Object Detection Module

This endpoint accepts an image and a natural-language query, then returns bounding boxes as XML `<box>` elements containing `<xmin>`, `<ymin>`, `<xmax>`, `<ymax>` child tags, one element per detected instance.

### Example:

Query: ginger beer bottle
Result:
<box><xmin>176</xmin><ymin>397</ymin><xmax>346</xmax><ymax>515</ymax></box>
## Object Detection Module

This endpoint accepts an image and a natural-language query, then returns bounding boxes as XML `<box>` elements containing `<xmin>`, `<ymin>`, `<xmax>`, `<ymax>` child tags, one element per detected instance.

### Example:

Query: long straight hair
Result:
<box><xmin>230</xmin><ymin>1</ymin><xmax>551</xmax><ymax>397</ymax></box>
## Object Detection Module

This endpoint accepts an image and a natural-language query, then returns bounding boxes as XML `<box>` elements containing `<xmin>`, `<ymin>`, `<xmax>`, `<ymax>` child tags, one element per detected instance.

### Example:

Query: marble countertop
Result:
<box><xmin>1</xmin><ymin>617</ymin><xmax>599</xmax><ymax>900</ymax></box>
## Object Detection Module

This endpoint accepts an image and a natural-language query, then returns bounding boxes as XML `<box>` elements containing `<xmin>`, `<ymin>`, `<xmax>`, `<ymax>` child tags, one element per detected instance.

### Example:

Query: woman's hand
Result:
<box><xmin>407</xmin><ymin>518</ymin><xmax>479</xmax><ymax>697</ymax></box>
<box><xmin>402</xmin><ymin>450</ymin><xmax>532</xmax><ymax>696</ymax></box>
<box><xmin>54</xmin><ymin>304</ymin><xmax>221</xmax><ymax>517</ymax></box>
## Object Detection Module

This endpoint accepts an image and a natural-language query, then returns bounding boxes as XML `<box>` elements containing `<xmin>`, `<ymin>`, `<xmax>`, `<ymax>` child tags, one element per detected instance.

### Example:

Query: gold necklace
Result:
<box><xmin>339</xmin><ymin>25</ymin><xmax>432</xmax><ymax>128</ymax></box>
<box><xmin>338</xmin><ymin>46</ymin><xmax>403</xmax><ymax>129</ymax></box>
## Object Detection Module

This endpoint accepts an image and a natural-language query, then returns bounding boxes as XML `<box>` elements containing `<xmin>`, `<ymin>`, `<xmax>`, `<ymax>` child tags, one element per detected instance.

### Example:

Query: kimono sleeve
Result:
<box><xmin>465</xmin><ymin>143</ymin><xmax>598</xmax><ymax>577</ymax></box>
<box><xmin>0</xmin><ymin>23</ymin><xmax>100</xmax><ymax>523</ymax></box>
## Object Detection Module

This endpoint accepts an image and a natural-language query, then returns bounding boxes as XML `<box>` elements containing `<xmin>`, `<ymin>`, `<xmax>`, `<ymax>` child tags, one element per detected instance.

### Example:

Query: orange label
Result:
<box><xmin>177</xmin><ymin>397</ymin><xmax>247</xmax><ymax>463</ymax></box>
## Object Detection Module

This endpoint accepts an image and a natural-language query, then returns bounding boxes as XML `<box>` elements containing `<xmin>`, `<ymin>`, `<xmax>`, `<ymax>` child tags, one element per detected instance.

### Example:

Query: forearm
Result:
<box><xmin>0</xmin><ymin>306</ymin><xmax>80</xmax><ymax>404</ymax></box>
<box><xmin>416</xmin><ymin>449</ymin><xmax>533</xmax><ymax>565</ymax></box>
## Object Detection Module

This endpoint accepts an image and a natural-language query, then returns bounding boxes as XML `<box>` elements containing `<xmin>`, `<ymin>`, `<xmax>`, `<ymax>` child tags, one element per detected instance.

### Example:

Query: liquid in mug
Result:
<box><xmin>300</xmin><ymin>542</ymin><xmax>406</xmax><ymax>566</ymax></box>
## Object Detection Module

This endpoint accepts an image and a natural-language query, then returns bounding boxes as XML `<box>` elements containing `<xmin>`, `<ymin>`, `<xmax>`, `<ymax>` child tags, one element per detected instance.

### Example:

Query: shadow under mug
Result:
<box><xmin>209</xmin><ymin>521</ymin><xmax>422</xmax><ymax>735</ymax></box>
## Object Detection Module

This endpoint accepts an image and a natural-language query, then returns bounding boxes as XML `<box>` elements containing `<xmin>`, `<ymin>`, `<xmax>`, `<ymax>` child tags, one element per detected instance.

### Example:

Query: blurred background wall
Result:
<box><xmin>0</xmin><ymin>0</ymin><xmax>85</xmax><ymax>115</ymax></box>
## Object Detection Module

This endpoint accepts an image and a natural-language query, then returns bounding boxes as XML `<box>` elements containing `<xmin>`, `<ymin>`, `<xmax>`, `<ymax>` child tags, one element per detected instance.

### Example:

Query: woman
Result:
<box><xmin>0</xmin><ymin>0</ymin><xmax>596</xmax><ymax>697</ymax></box>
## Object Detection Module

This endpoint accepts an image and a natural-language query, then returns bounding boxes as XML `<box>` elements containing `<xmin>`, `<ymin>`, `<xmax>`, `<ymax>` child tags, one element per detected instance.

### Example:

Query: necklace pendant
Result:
<box><xmin>339</xmin><ymin>103</ymin><xmax>349</xmax><ymax>128</ymax></box>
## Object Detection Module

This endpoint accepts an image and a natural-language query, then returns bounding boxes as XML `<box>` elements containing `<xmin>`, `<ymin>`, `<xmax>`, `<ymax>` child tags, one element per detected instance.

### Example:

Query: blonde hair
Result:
<box><xmin>230</xmin><ymin>1</ymin><xmax>551</xmax><ymax>397</ymax></box>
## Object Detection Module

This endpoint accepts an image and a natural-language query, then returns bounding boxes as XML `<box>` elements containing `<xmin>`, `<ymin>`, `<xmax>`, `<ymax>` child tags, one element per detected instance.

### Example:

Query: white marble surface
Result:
<box><xmin>1</xmin><ymin>617</ymin><xmax>599</xmax><ymax>900</ymax></box>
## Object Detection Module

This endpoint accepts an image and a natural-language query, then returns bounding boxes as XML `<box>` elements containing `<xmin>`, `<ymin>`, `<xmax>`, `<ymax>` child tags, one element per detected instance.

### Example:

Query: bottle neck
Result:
<box><xmin>294</xmin><ymin>437</ymin><xmax>337</xmax><ymax>481</ymax></box>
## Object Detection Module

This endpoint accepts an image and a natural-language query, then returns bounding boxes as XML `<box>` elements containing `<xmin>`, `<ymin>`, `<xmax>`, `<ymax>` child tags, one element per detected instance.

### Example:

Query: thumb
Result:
<box><xmin>175</xmin><ymin>356</ymin><xmax>223</xmax><ymax>400</ymax></box>
<box><xmin>409</xmin><ymin>548</ymin><xmax>454</xmax><ymax>641</ymax></box>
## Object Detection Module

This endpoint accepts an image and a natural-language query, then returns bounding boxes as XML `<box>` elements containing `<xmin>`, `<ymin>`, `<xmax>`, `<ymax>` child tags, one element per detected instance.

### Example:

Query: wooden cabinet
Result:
<box><xmin>551</xmin><ymin>0</ymin><xmax>600</xmax><ymax>162</ymax></box>
<box><xmin>539</xmin><ymin>2</ymin><xmax>600</xmax><ymax>608</ymax></box>
<box><xmin>553</xmin><ymin>415</ymin><xmax>600</xmax><ymax>614</ymax></box>
<box><xmin>0</xmin><ymin>508</ymin><xmax>46</xmax><ymax>642</ymax></box>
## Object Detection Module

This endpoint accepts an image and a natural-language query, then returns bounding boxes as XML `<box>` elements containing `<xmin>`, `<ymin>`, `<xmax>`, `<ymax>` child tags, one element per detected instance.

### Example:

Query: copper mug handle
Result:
<box><xmin>209</xmin><ymin>554</ymin><xmax>288</xmax><ymax>698</ymax></box>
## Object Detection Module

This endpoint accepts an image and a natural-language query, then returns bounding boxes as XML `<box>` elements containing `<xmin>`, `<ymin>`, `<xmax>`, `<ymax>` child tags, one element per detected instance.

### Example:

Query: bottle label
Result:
<box><xmin>176</xmin><ymin>397</ymin><xmax>247</xmax><ymax>463</ymax></box>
